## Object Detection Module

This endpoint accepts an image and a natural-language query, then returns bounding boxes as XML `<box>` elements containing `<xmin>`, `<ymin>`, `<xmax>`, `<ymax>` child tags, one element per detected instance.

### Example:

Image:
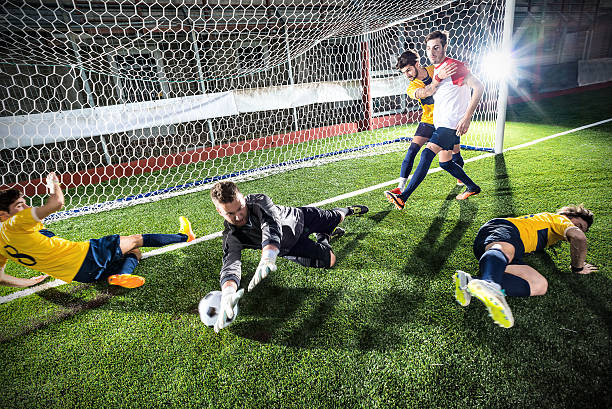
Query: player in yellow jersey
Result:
<box><xmin>453</xmin><ymin>205</ymin><xmax>597</xmax><ymax>328</ymax></box>
<box><xmin>385</xmin><ymin>48</ymin><xmax>465</xmax><ymax>199</ymax></box>
<box><xmin>0</xmin><ymin>172</ymin><xmax>196</xmax><ymax>289</ymax></box>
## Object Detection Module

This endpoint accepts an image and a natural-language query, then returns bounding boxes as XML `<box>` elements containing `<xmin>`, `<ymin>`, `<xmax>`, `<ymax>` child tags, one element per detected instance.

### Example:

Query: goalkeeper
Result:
<box><xmin>210</xmin><ymin>181</ymin><xmax>368</xmax><ymax>333</ymax></box>
<box><xmin>0</xmin><ymin>172</ymin><xmax>196</xmax><ymax>289</ymax></box>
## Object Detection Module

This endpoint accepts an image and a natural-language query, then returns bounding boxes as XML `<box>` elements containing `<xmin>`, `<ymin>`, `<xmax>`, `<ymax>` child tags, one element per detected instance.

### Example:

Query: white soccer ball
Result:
<box><xmin>198</xmin><ymin>290</ymin><xmax>239</xmax><ymax>327</ymax></box>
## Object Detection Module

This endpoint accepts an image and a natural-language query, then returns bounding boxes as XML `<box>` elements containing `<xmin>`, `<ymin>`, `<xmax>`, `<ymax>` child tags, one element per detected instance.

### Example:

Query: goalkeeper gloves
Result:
<box><xmin>214</xmin><ymin>286</ymin><xmax>244</xmax><ymax>333</ymax></box>
<box><xmin>248</xmin><ymin>248</ymin><xmax>279</xmax><ymax>292</ymax></box>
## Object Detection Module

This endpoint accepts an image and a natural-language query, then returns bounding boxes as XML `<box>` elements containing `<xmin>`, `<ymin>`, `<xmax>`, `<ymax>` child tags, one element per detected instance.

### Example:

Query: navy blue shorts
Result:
<box><xmin>414</xmin><ymin>122</ymin><xmax>434</xmax><ymax>139</ymax></box>
<box><xmin>284</xmin><ymin>207</ymin><xmax>342</xmax><ymax>268</ymax></box>
<box><xmin>473</xmin><ymin>219</ymin><xmax>526</xmax><ymax>264</ymax></box>
<box><xmin>73</xmin><ymin>234</ymin><xmax>125</xmax><ymax>283</ymax></box>
<box><xmin>430</xmin><ymin>127</ymin><xmax>458</xmax><ymax>150</ymax></box>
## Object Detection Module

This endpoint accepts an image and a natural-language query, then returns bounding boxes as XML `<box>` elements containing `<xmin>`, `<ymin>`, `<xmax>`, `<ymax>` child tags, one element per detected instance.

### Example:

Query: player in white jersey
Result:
<box><xmin>385</xmin><ymin>30</ymin><xmax>484</xmax><ymax>210</ymax></box>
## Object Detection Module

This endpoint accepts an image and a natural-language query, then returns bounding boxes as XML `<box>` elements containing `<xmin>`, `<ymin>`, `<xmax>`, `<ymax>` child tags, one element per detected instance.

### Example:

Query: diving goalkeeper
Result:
<box><xmin>210</xmin><ymin>181</ymin><xmax>368</xmax><ymax>333</ymax></box>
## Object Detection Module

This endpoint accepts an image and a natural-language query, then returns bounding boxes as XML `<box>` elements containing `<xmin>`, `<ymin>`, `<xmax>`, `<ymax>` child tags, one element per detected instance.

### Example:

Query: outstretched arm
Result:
<box><xmin>0</xmin><ymin>265</ymin><xmax>48</xmax><ymax>288</ymax></box>
<box><xmin>455</xmin><ymin>73</ymin><xmax>484</xmax><ymax>136</ymax></box>
<box><xmin>34</xmin><ymin>172</ymin><xmax>65</xmax><ymax>220</ymax></box>
<box><xmin>566</xmin><ymin>228</ymin><xmax>598</xmax><ymax>274</ymax></box>
<box><xmin>414</xmin><ymin>63</ymin><xmax>457</xmax><ymax>99</ymax></box>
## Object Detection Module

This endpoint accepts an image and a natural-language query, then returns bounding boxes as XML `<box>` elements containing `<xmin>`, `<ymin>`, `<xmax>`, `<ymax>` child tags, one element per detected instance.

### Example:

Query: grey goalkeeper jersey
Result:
<box><xmin>219</xmin><ymin>194</ymin><xmax>304</xmax><ymax>287</ymax></box>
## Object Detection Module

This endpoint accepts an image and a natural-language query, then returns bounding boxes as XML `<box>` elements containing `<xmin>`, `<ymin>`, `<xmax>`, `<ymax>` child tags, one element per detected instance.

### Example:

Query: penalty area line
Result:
<box><xmin>2</xmin><ymin>117</ymin><xmax>610</xmax><ymax>305</ymax></box>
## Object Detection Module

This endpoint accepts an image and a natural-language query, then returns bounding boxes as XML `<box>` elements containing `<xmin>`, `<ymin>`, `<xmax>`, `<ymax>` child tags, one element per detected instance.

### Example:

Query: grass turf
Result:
<box><xmin>1</xmin><ymin>88</ymin><xmax>611</xmax><ymax>409</ymax></box>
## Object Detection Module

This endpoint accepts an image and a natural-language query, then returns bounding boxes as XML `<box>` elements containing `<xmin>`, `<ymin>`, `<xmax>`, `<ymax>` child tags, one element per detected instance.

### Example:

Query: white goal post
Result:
<box><xmin>0</xmin><ymin>0</ymin><xmax>513</xmax><ymax>221</ymax></box>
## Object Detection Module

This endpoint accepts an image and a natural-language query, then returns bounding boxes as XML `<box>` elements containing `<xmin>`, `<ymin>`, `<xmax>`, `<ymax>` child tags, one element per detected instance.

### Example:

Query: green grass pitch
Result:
<box><xmin>1</xmin><ymin>88</ymin><xmax>611</xmax><ymax>409</ymax></box>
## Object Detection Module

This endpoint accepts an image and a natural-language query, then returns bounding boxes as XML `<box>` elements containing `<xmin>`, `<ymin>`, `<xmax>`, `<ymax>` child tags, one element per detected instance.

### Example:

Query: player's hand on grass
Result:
<box><xmin>214</xmin><ymin>286</ymin><xmax>244</xmax><ymax>333</ymax></box>
<box><xmin>576</xmin><ymin>263</ymin><xmax>598</xmax><ymax>274</ymax></box>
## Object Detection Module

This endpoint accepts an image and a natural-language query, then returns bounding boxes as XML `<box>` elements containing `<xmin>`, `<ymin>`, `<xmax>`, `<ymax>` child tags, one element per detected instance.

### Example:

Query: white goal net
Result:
<box><xmin>0</xmin><ymin>0</ymin><xmax>506</xmax><ymax>220</ymax></box>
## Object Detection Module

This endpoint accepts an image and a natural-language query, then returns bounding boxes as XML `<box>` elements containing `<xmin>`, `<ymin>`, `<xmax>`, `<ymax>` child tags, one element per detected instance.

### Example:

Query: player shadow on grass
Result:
<box><xmin>230</xmin><ymin>285</ymin><xmax>340</xmax><ymax>346</ymax></box>
<box><xmin>0</xmin><ymin>284</ymin><xmax>117</xmax><ymax>342</ymax></box>
<box><xmin>492</xmin><ymin>153</ymin><xmax>517</xmax><ymax>218</ymax></box>
<box><xmin>331</xmin><ymin>209</ymin><xmax>393</xmax><ymax>262</ymax></box>
<box><xmin>531</xmin><ymin>251</ymin><xmax>612</xmax><ymax>336</ymax></box>
<box><xmin>398</xmin><ymin>188</ymin><xmax>478</xmax><ymax>278</ymax></box>
<box><xmin>350</xmin><ymin>191</ymin><xmax>479</xmax><ymax>349</ymax></box>
<box><xmin>230</xmin><ymin>210</ymin><xmax>398</xmax><ymax>349</ymax></box>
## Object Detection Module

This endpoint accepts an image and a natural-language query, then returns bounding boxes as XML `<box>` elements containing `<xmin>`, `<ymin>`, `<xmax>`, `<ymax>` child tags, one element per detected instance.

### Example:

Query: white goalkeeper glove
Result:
<box><xmin>214</xmin><ymin>286</ymin><xmax>244</xmax><ymax>333</ymax></box>
<box><xmin>248</xmin><ymin>248</ymin><xmax>279</xmax><ymax>292</ymax></box>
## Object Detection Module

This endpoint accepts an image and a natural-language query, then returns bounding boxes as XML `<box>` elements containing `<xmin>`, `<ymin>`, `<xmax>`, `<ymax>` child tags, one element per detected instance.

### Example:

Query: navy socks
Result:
<box><xmin>142</xmin><ymin>233</ymin><xmax>188</xmax><ymax>247</ymax></box>
<box><xmin>452</xmin><ymin>152</ymin><xmax>464</xmax><ymax>168</ymax></box>
<box><xmin>479</xmin><ymin>248</ymin><xmax>508</xmax><ymax>285</ymax></box>
<box><xmin>479</xmin><ymin>248</ymin><xmax>531</xmax><ymax>296</ymax></box>
<box><xmin>501</xmin><ymin>273</ymin><xmax>531</xmax><ymax>297</ymax></box>
<box><xmin>439</xmin><ymin>160</ymin><xmax>479</xmax><ymax>191</ymax></box>
<box><xmin>400</xmin><ymin>143</ymin><xmax>421</xmax><ymax>178</ymax></box>
<box><xmin>400</xmin><ymin>148</ymin><xmax>436</xmax><ymax>200</ymax></box>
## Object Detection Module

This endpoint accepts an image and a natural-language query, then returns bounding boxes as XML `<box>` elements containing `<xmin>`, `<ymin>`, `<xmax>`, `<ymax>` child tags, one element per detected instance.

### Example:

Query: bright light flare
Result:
<box><xmin>481</xmin><ymin>51</ymin><xmax>514</xmax><ymax>82</ymax></box>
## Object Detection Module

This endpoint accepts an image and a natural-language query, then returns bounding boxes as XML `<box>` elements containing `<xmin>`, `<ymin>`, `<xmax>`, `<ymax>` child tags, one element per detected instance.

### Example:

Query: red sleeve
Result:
<box><xmin>451</xmin><ymin>60</ymin><xmax>470</xmax><ymax>86</ymax></box>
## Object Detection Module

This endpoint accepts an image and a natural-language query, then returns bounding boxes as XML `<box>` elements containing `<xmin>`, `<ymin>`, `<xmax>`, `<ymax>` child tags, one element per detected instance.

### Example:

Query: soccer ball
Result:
<box><xmin>198</xmin><ymin>290</ymin><xmax>238</xmax><ymax>327</ymax></box>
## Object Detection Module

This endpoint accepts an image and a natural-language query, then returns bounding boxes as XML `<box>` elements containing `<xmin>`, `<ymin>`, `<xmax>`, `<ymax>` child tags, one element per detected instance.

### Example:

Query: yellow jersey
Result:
<box><xmin>406</xmin><ymin>65</ymin><xmax>435</xmax><ymax>125</ymax></box>
<box><xmin>0</xmin><ymin>208</ymin><xmax>90</xmax><ymax>282</ymax></box>
<box><xmin>505</xmin><ymin>212</ymin><xmax>577</xmax><ymax>253</ymax></box>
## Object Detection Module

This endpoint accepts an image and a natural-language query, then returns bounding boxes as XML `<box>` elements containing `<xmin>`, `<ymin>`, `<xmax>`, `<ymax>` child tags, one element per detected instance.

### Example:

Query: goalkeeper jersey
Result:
<box><xmin>406</xmin><ymin>65</ymin><xmax>435</xmax><ymax>125</ymax></box>
<box><xmin>0</xmin><ymin>208</ymin><xmax>90</xmax><ymax>282</ymax></box>
<box><xmin>504</xmin><ymin>212</ymin><xmax>577</xmax><ymax>253</ymax></box>
<box><xmin>220</xmin><ymin>194</ymin><xmax>304</xmax><ymax>287</ymax></box>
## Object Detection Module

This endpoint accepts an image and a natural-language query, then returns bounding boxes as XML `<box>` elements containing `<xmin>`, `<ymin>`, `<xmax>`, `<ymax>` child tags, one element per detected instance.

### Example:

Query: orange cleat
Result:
<box><xmin>108</xmin><ymin>274</ymin><xmax>145</xmax><ymax>288</ymax></box>
<box><xmin>456</xmin><ymin>188</ymin><xmax>481</xmax><ymax>200</ymax></box>
<box><xmin>384</xmin><ymin>188</ymin><xmax>401</xmax><ymax>205</ymax></box>
<box><xmin>384</xmin><ymin>190</ymin><xmax>405</xmax><ymax>210</ymax></box>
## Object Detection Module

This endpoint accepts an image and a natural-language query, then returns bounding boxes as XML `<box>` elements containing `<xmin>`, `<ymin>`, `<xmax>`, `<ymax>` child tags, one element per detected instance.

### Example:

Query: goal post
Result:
<box><xmin>0</xmin><ymin>0</ymin><xmax>510</xmax><ymax>221</ymax></box>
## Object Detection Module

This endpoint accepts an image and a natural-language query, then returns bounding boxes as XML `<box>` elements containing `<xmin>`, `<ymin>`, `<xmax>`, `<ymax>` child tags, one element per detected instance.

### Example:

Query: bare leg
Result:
<box><xmin>119</xmin><ymin>234</ymin><xmax>144</xmax><ymax>255</ymax></box>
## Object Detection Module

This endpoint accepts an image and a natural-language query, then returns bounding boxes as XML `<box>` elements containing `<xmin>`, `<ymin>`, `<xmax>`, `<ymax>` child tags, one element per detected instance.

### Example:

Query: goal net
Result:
<box><xmin>0</xmin><ymin>0</ymin><xmax>506</xmax><ymax>221</ymax></box>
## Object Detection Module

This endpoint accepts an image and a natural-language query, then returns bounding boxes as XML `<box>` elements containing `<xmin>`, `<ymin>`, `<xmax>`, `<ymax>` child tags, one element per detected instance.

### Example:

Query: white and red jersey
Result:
<box><xmin>432</xmin><ymin>57</ymin><xmax>472</xmax><ymax>129</ymax></box>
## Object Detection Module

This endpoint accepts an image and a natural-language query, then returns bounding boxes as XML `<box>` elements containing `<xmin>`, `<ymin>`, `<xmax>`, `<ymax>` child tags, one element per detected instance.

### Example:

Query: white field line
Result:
<box><xmin>2</xmin><ymin>118</ymin><xmax>610</xmax><ymax>305</ymax></box>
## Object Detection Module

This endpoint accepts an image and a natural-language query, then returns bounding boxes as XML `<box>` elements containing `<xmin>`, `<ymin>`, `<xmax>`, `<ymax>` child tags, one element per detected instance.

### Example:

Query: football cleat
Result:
<box><xmin>456</xmin><ymin>187</ymin><xmax>481</xmax><ymax>200</ymax></box>
<box><xmin>467</xmin><ymin>279</ymin><xmax>514</xmax><ymax>328</ymax></box>
<box><xmin>453</xmin><ymin>270</ymin><xmax>472</xmax><ymax>307</ymax></box>
<box><xmin>108</xmin><ymin>274</ymin><xmax>146</xmax><ymax>288</ymax></box>
<box><xmin>456</xmin><ymin>179</ymin><xmax>464</xmax><ymax>186</ymax></box>
<box><xmin>384</xmin><ymin>190</ymin><xmax>405</xmax><ymax>210</ymax></box>
<box><xmin>348</xmin><ymin>204</ymin><xmax>369</xmax><ymax>216</ymax></box>
<box><xmin>384</xmin><ymin>188</ymin><xmax>401</xmax><ymax>204</ymax></box>
<box><xmin>316</xmin><ymin>227</ymin><xmax>345</xmax><ymax>244</ymax></box>
<box><xmin>179</xmin><ymin>216</ymin><xmax>196</xmax><ymax>242</ymax></box>
<box><xmin>330</xmin><ymin>227</ymin><xmax>346</xmax><ymax>240</ymax></box>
